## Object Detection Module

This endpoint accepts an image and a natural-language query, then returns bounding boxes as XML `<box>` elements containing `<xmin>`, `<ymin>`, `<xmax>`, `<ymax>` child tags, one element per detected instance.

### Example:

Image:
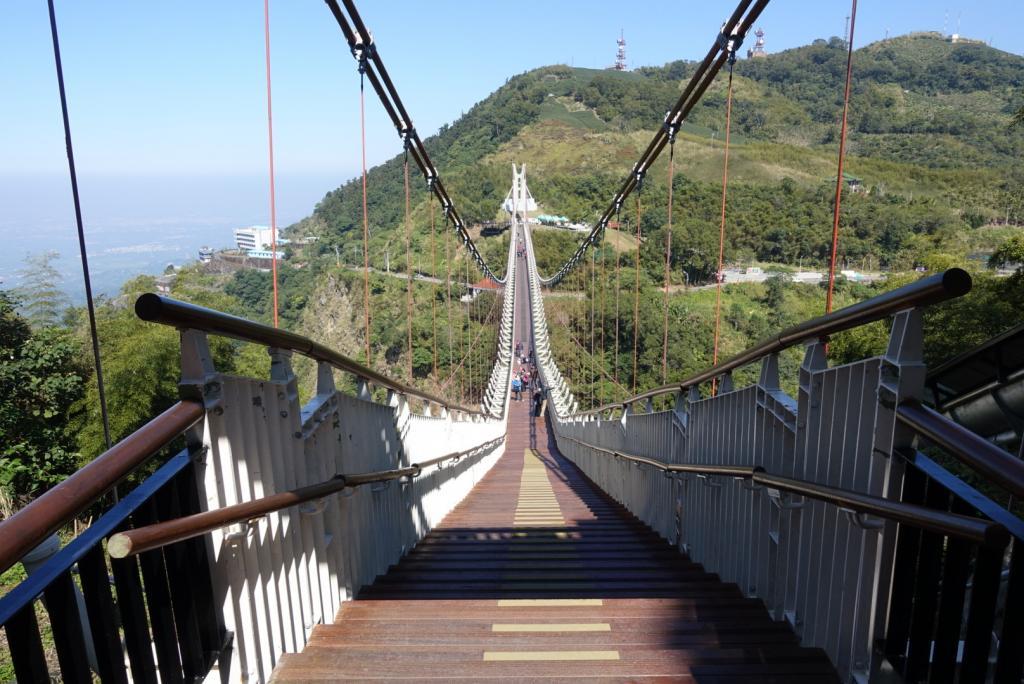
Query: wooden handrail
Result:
<box><xmin>575</xmin><ymin>268</ymin><xmax>972</xmax><ymax>417</ymax></box>
<box><xmin>135</xmin><ymin>293</ymin><xmax>485</xmax><ymax>416</ymax></box>
<box><xmin>0</xmin><ymin>400</ymin><xmax>204</xmax><ymax>575</ymax></box>
<box><xmin>897</xmin><ymin>400</ymin><xmax>1024</xmax><ymax>500</ymax></box>
<box><xmin>562</xmin><ymin>436</ymin><xmax>1008</xmax><ymax>548</ymax></box>
<box><xmin>107</xmin><ymin>436</ymin><xmax>504</xmax><ymax>557</ymax></box>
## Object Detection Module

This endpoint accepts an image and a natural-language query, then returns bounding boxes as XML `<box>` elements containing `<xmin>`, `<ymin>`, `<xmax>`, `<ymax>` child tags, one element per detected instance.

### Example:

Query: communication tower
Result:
<box><xmin>747</xmin><ymin>28</ymin><xmax>766</xmax><ymax>58</ymax></box>
<box><xmin>614</xmin><ymin>30</ymin><xmax>627</xmax><ymax>71</ymax></box>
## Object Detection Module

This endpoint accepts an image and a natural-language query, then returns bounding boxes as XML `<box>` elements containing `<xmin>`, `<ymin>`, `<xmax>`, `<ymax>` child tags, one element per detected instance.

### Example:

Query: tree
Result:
<box><xmin>988</xmin><ymin>234</ymin><xmax>1024</xmax><ymax>278</ymax></box>
<box><xmin>1012</xmin><ymin>106</ymin><xmax>1024</xmax><ymax>129</ymax></box>
<box><xmin>0</xmin><ymin>291</ymin><xmax>84</xmax><ymax>503</ymax></box>
<box><xmin>14</xmin><ymin>251</ymin><xmax>70</xmax><ymax>329</ymax></box>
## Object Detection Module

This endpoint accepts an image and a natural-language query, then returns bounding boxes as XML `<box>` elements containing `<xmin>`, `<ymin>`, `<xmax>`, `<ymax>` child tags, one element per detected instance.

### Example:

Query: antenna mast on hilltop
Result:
<box><xmin>614</xmin><ymin>30</ymin><xmax>627</xmax><ymax>71</ymax></box>
<box><xmin>747</xmin><ymin>28</ymin><xmax>766</xmax><ymax>58</ymax></box>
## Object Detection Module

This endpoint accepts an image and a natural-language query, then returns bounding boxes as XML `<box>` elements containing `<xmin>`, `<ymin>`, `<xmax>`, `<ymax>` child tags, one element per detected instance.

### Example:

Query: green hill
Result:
<box><xmin>304</xmin><ymin>32</ymin><xmax>1023</xmax><ymax>281</ymax></box>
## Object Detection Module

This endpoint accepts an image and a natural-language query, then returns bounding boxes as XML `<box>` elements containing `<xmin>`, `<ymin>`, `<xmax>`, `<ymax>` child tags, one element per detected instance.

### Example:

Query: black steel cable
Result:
<box><xmin>323</xmin><ymin>0</ymin><xmax>503</xmax><ymax>283</ymax></box>
<box><xmin>47</xmin><ymin>0</ymin><xmax>112</xmax><ymax>452</ymax></box>
<box><xmin>536</xmin><ymin>0</ymin><xmax>770</xmax><ymax>286</ymax></box>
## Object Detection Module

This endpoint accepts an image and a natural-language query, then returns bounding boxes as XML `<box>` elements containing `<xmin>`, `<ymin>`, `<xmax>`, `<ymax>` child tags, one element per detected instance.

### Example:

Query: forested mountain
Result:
<box><xmin>309</xmin><ymin>32</ymin><xmax>1023</xmax><ymax>262</ymax></box>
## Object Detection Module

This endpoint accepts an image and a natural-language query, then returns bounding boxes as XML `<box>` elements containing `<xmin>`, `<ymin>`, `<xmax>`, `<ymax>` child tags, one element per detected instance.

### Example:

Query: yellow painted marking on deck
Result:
<box><xmin>492</xmin><ymin>623</ymin><xmax>611</xmax><ymax>632</ymax></box>
<box><xmin>497</xmin><ymin>598</ymin><xmax>602</xmax><ymax>607</ymax></box>
<box><xmin>514</xmin><ymin>450</ymin><xmax>564</xmax><ymax>527</ymax></box>
<box><xmin>483</xmin><ymin>650</ymin><xmax>620</xmax><ymax>661</ymax></box>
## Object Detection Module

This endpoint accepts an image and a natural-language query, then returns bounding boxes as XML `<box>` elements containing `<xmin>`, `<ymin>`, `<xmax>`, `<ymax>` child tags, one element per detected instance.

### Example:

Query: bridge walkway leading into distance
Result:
<box><xmin>269</xmin><ymin>250</ymin><xmax>839</xmax><ymax>682</ymax></box>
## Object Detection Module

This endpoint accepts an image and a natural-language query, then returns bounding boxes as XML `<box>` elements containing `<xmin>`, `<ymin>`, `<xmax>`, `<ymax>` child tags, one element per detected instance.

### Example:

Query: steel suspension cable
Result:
<box><xmin>324</xmin><ymin>0</ymin><xmax>503</xmax><ymax>282</ymax></box>
<box><xmin>712</xmin><ymin>58</ymin><xmax>737</xmax><ymax>396</ymax></box>
<box><xmin>826</xmin><ymin>0</ymin><xmax>858</xmax><ymax>315</ymax></box>
<box><xmin>404</xmin><ymin>144</ymin><xmax>414</xmax><ymax>381</ymax></box>
<box><xmin>613</xmin><ymin>204</ymin><xmax>622</xmax><ymax>385</ymax></box>
<box><xmin>598</xmin><ymin>232</ymin><xmax>607</xmax><ymax>406</ymax></box>
<box><xmin>662</xmin><ymin>130</ymin><xmax>678</xmax><ymax>384</ymax></box>
<box><xmin>465</xmin><ymin>253</ymin><xmax>472</xmax><ymax>404</ymax></box>
<box><xmin>563</xmin><ymin>325</ymin><xmax>630</xmax><ymax>397</ymax></box>
<box><xmin>438</xmin><ymin>291</ymin><xmax>501</xmax><ymax>392</ymax></box>
<box><xmin>358</xmin><ymin>67</ymin><xmax>371</xmax><ymax>364</ymax></box>
<box><xmin>533</xmin><ymin>0</ymin><xmax>768</xmax><ymax>286</ymax></box>
<box><xmin>590</xmin><ymin>245</ymin><xmax>596</xmax><ymax>408</ymax></box>
<box><xmin>263</xmin><ymin>0</ymin><xmax>280</xmax><ymax>328</ymax></box>
<box><xmin>445</xmin><ymin>214</ymin><xmax>454</xmax><ymax>380</ymax></box>
<box><xmin>46</xmin><ymin>0</ymin><xmax>112</xmax><ymax>452</ymax></box>
<box><xmin>632</xmin><ymin>177</ymin><xmax>644</xmax><ymax>395</ymax></box>
<box><xmin>429</xmin><ymin>190</ymin><xmax>438</xmax><ymax>377</ymax></box>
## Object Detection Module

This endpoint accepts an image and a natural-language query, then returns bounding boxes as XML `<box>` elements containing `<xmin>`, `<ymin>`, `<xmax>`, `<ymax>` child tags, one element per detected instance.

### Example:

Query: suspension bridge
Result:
<box><xmin>1</xmin><ymin>0</ymin><xmax>1023</xmax><ymax>682</ymax></box>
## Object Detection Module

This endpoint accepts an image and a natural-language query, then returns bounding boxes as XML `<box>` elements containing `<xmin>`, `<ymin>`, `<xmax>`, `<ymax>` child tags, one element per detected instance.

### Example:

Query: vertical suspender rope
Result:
<box><xmin>429</xmin><ymin>191</ymin><xmax>438</xmax><ymax>377</ymax></box>
<box><xmin>711</xmin><ymin>57</ymin><xmax>737</xmax><ymax>396</ymax></box>
<box><xmin>47</xmin><ymin>0</ymin><xmax>112</xmax><ymax>452</ymax></box>
<box><xmin>598</xmin><ymin>232</ymin><xmax>606</xmax><ymax>406</ymax></box>
<box><xmin>613</xmin><ymin>204</ymin><xmax>622</xmax><ymax>386</ymax></box>
<box><xmin>457</xmin><ymin>244</ymin><xmax>464</xmax><ymax>402</ymax></box>
<box><xmin>826</xmin><ymin>0</ymin><xmax>858</xmax><ymax>315</ymax></box>
<box><xmin>465</xmin><ymin>252</ymin><xmax>471</xmax><ymax>404</ymax></box>
<box><xmin>662</xmin><ymin>131</ymin><xmax>677</xmax><ymax>384</ymax></box>
<box><xmin>632</xmin><ymin>176</ymin><xmax>644</xmax><ymax>396</ymax></box>
<box><xmin>445</xmin><ymin>212</ymin><xmax>453</xmax><ymax>379</ymax></box>
<box><xmin>403</xmin><ymin>144</ymin><xmax>414</xmax><ymax>381</ymax></box>
<box><xmin>358</xmin><ymin>66</ymin><xmax>372</xmax><ymax>365</ymax></box>
<box><xmin>590</xmin><ymin>244</ymin><xmax>596</xmax><ymax>408</ymax></box>
<box><xmin>263</xmin><ymin>0</ymin><xmax>280</xmax><ymax>328</ymax></box>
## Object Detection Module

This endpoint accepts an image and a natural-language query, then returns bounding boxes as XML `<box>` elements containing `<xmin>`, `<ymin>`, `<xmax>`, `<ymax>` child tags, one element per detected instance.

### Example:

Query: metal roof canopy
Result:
<box><xmin>926</xmin><ymin>321</ymin><xmax>1024</xmax><ymax>454</ymax></box>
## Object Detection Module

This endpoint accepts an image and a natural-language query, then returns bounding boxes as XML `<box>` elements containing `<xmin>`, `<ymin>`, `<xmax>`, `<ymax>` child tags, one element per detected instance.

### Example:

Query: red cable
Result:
<box><xmin>712</xmin><ymin>64</ymin><xmax>736</xmax><ymax>396</ymax></box>
<box><xmin>826</xmin><ymin>0</ymin><xmax>858</xmax><ymax>315</ymax></box>
<box><xmin>598</xmin><ymin>234</ymin><xmax>606</xmax><ymax>406</ymax></box>
<box><xmin>430</xmin><ymin>196</ymin><xmax>438</xmax><ymax>377</ymax></box>
<box><xmin>614</xmin><ymin>214</ymin><xmax>621</xmax><ymax>385</ymax></box>
<box><xmin>633</xmin><ymin>191</ymin><xmax>642</xmax><ymax>395</ymax></box>
<box><xmin>590</xmin><ymin>246</ymin><xmax>596</xmax><ymax>408</ymax></box>
<box><xmin>404</xmin><ymin>151</ymin><xmax>414</xmax><ymax>382</ymax></box>
<box><xmin>263</xmin><ymin>0</ymin><xmax>279</xmax><ymax>328</ymax></box>
<box><xmin>445</xmin><ymin>216</ymin><xmax>453</xmax><ymax>377</ymax></box>
<box><xmin>359</xmin><ymin>74</ymin><xmax>371</xmax><ymax>364</ymax></box>
<box><xmin>662</xmin><ymin>138</ymin><xmax>676</xmax><ymax>384</ymax></box>
<box><xmin>438</xmin><ymin>291</ymin><xmax>500</xmax><ymax>392</ymax></box>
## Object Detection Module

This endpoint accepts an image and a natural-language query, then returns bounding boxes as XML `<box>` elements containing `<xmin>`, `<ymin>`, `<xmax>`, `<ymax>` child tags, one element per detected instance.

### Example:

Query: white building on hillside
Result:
<box><xmin>234</xmin><ymin>226</ymin><xmax>289</xmax><ymax>251</ymax></box>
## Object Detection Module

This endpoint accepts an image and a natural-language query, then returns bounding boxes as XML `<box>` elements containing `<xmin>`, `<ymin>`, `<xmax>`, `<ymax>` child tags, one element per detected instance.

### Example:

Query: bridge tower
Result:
<box><xmin>502</xmin><ymin>163</ymin><xmax>536</xmax><ymax>222</ymax></box>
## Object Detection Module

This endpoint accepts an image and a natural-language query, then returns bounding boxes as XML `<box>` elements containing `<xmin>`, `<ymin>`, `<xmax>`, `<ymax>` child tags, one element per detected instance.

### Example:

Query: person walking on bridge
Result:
<box><xmin>511</xmin><ymin>373</ymin><xmax>522</xmax><ymax>401</ymax></box>
<box><xmin>532</xmin><ymin>388</ymin><xmax>544</xmax><ymax>417</ymax></box>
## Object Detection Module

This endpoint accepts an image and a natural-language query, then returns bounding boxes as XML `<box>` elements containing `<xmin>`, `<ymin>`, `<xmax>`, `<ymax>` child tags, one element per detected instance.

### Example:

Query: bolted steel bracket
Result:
<box><xmin>841</xmin><ymin>508</ymin><xmax>885</xmax><ymax>531</ymax></box>
<box><xmin>225</xmin><ymin>520</ymin><xmax>259</xmax><ymax>545</ymax></box>
<box><xmin>767</xmin><ymin>488</ymin><xmax>805</xmax><ymax>509</ymax></box>
<box><xmin>299</xmin><ymin>498</ymin><xmax>327</xmax><ymax>517</ymax></box>
<box><xmin>697</xmin><ymin>473</ymin><xmax>724</xmax><ymax>489</ymax></box>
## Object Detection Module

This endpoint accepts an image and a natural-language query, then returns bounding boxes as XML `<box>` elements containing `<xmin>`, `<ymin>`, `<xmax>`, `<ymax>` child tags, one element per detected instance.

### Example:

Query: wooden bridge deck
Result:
<box><xmin>271</xmin><ymin>394</ymin><xmax>838</xmax><ymax>681</ymax></box>
<box><xmin>272</xmin><ymin>247</ymin><xmax>837</xmax><ymax>681</ymax></box>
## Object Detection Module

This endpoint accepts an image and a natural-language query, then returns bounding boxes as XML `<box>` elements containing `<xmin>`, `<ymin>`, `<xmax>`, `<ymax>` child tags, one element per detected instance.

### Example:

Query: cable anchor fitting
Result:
<box><xmin>663</xmin><ymin>117</ymin><xmax>681</xmax><ymax>145</ymax></box>
<box><xmin>716</xmin><ymin>24</ymin><xmax>743</xmax><ymax>65</ymax></box>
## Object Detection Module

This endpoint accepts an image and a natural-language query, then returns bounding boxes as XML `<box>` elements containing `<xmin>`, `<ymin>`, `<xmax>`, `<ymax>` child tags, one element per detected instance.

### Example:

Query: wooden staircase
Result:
<box><xmin>271</xmin><ymin>398</ymin><xmax>838</xmax><ymax>682</ymax></box>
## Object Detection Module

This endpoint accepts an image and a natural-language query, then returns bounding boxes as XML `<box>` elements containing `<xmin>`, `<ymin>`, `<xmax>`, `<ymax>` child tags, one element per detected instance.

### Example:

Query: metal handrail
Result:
<box><xmin>0</xmin><ymin>400</ymin><xmax>204</xmax><ymax>575</ymax></box>
<box><xmin>107</xmin><ymin>436</ymin><xmax>505</xmax><ymax>558</ymax></box>
<box><xmin>574</xmin><ymin>268</ymin><xmax>972</xmax><ymax>417</ymax></box>
<box><xmin>562</xmin><ymin>436</ymin><xmax>1008</xmax><ymax>548</ymax></box>
<box><xmin>897</xmin><ymin>400</ymin><xmax>1024</xmax><ymax>499</ymax></box>
<box><xmin>135</xmin><ymin>293</ymin><xmax>484</xmax><ymax>416</ymax></box>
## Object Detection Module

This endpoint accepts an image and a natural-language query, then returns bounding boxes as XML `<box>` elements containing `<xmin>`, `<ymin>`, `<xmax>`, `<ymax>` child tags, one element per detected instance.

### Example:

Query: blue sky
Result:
<box><xmin>3</xmin><ymin>0</ymin><xmax>1021</xmax><ymax>184</ymax></box>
